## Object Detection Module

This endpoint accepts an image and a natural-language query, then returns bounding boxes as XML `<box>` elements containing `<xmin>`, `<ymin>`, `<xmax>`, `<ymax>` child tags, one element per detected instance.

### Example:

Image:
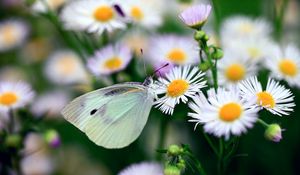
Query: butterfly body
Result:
<box><xmin>61</xmin><ymin>78</ymin><xmax>156</xmax><ymax>149</ymax></box>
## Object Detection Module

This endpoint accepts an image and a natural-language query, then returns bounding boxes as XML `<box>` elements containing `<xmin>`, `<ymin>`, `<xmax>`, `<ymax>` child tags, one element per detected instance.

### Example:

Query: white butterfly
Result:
<box><xmin>61</xmin><ymin>77</ymin><xmax>156</xmax><ymax>149</ymax></box>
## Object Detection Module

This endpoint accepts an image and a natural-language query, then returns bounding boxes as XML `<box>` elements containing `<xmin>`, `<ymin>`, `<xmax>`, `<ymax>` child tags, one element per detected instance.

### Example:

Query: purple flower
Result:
<box><xmin>179</xmin><ymin>4</ymin><xmax>212</xmax><ymax>29</ymax></box>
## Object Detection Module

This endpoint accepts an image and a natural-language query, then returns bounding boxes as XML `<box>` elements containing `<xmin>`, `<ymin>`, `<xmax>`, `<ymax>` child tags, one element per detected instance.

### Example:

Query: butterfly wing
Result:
<box><xmin>61</xmin><ymin>83</ymin><xmax>154</xmax><ymax>148</ymax></box>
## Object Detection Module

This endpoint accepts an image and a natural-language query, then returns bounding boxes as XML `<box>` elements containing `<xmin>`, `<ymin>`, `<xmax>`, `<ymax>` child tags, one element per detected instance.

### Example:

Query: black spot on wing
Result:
<box><xmin>90</xmin><ymin>109</ymin><xmax>98</xmax><ymax>115</ymax></box>
<box><xmin>90</xmin><ymin>104</ymin><xmax>107</xmax><ymax>117</ymax></box>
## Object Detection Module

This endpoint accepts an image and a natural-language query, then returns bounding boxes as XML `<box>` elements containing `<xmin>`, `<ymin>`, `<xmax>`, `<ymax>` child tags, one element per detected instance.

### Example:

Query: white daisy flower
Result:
<box><xmin>60</xmin><ymin>0</ymin><xmax>126</xmax><ymax>34</ymax></box>
<box><xmin>224</xmin><ymin>37</ymin><xmax>276</xmax><ymax>64</ymax></box>
<box><xmin>87</xmin><ymin>43</ymin><xmax>132</xmax><ymax>75</ymax></box>
<box><xmin>118</xmin><ymin>162</ymin><xmax>163</xmax><ymax>175</ymax></box>
<box><xmin>155</xmin><ymin>65</ymin><xmax>206</xmax><ymax>115</ymax></box>
<box><xmin>265</xmin><ymin>44</ymin><xmax>300</xmax><ymax>88</ymax></box>
<box><xmin>217</xmin><ymin>49</ymin><xmax>258</xmax><ymax>86</ymax></box>
<box><xmin>30</xmin><ymin>90</ymin><xmax>70</xmax><ymax>118</ymax></box>
<box><xmin>0</xmin><ymin>19</ymin><xmax>28</xmax><ymax>52</ymax></box>
<box><xmin>146</xmin><ymin>35</ymin><xmax>199</xmax><ymax>72</ymax></box>
<box><xmin>179</xmin><ymin>4</ymin><xmax>212</xmax><ymax>29</ymax></box>
<box><xmin>45</xmin><ymin>50</ymin><xmax>88</xmax><ymax>85</ymax></box>
<box><xmin>121</xmin><ymin>0</ymin><xmax>163</xmax><ymax>28</ymax></box>
<box><xmin>238</xmin><ymin>76</ymin><xmax>295</xmax><ymax>116</ymax></box>
<box><xmin>0</xmin><ymin>81</ymin><xmax>35</xmax><ymax>112</ymax></box>
<box><xmin>188</xmin><ymin>87</ymin><xmax>259</xmax><ymax>139</ymax></box>
<box><xmin>221</xmin><ymin>16</ymin><xmax>271</xmax><ymax>40</ymax></box>
<box><xmin>31</xmin><ymin>0</ymin><xmax>68</xmax><ymax>13</ymax></box>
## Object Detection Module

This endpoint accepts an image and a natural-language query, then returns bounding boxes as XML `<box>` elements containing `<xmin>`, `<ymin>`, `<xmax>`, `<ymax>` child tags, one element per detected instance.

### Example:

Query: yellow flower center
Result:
<box><xmin>1</xmin><ymin>25</ymin><xmax>17</xmax><ymax>44</ymax></box>
<box><xmin>167</xmin><ymin>79</ymin><xmax>189</xmax><ymax>97</ymax></box>
<box><xmin>131</xmin><ymin>6</ymin><xmax>144</xmax><ymax>21</ymax></box>
<box><xmin>0</xmin><ymin>92</ymin><xmax>18</xmax><ymax>106</ymax></box>
<box><xmin>104</xmin><ymin>57</ymin><xmax>122</xmax><ymax>70</ymax></box>
<box><xmin>257</xmin><ymin>91</ymin><xmax>275</xmax><ymax>108</ymax></box>
<box><xmin>57</xmin><ymin>56</ymin><xmax>77</xmax><ymax>75</ymax></box>
<box><xmin>225</xmin><ymin>64</ymin><xmax>245</xmax><ymax>82</ymax></box>
<box><xmin>93</xmin><ymin>5</ymin><xmax>114</xmax><ymax>22</ymax></box>
<box><xmin>219</xmin><ymin>103</ymin><xmax>242</xmax><ymax>122</ymax></box>
<box><xmin>278</xmin><ymin>59</ymin><xmax>298</xmax><ymax>77</ymax></box>
<box><xmin>247</xmin><ymin>47</ymin><xmax>261</xmax><ymax>58</ymax></box>
<box><xmin>167</xmin><ymin>48</ymin><xmax>186</xmax><ymax>64</ymax></box>
<box><xmin>239</xmin><ymin>23</ymin><xmax>254</xmax><ymax>34</ymax></box>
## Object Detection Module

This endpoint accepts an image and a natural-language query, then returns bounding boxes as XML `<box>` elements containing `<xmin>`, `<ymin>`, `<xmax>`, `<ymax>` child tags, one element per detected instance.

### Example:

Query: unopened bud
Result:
<box><xmin>212</xmin><ymin>48</ymin><xmax>224</xmax><ymax>60</ymax></box>
<box><xmin>199</xmin><ymin>61</ymin><xmax>211</xmax><ymax>71</ymax></box>
<box><xmin>194</xmin><ymin>31</ymin><xmax>206</xmax><ymax>41</ymax></box>
<box><xmin>167</xmin><ymin>145</ymin><xmax>182</xmax><ymax>156</ymax></box>
<box><xmin>265</xmin><ymin>124</ymin><xmax>282</xmax><ymax>142</ymax></box>
<box><xmin>177</xmin><ymin>158</ymin><xmax>186</xmax><ymax>170</ymax></box>
<box><xmin>44</xmin><ymin>129</ymin><xmax>61</xmax><ymax>148</ymax></box>
<box><xmin>164</xmin><ymin>165</ymin><xmax>181</xmax><ymax>175</ymax></box>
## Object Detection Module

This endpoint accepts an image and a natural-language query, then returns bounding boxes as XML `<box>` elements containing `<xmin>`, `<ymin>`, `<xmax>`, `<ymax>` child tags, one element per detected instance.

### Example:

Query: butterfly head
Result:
<box><xmin>142</xmin><ymin>76</ymin><xmax>154</xmax><ymax>86</ymax></box>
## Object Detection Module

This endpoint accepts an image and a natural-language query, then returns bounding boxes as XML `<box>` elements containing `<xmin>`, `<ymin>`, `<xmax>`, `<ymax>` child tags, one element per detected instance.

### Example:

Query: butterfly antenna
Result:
<box><xmin>140</xmin><ymin>48</ymin><xmax>148</xmax><ymax>77</ymax></box>
<box><xmin>152</xmin><ymin>63</ymin><xmax>169</xmax><ymax>78</ymax></box>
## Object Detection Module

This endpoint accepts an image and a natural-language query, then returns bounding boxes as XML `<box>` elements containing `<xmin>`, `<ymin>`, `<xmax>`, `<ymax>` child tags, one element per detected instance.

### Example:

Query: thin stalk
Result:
<box><xmin>8</xmin><ymin>109</ymin><xmax>14</xmax><ymax>134</ymax></box>
<box><xmin>217</xmin><ymin>139</ymin><xmax>224</xmax><ymax>175</ymax></box>
<box><xmin>156</xmin><ymin>117</ymin><xmax>168</xmax><ymax>160</ymax></box>
<box><xmin>257</xmin><ymin>118</ymin><xmax>269</xmax><ymax>128</ymax></box>
<box><xmin>186</xmin><ymin>152</ymin><xmax>207</xmax><ymax>175</ymax></box>
<box><xmin>211</xmin><ymin>0</ymin><xmax>221</xmax><ymax>35</ymax></box>
<box><xmin>274</xmin><ymin>0</ymin><xmax>290</xmax><ymax>41</ymax></box>
<box><xmin>41</xmin><ymin>0</ymin><xmax>86</xmax><ymax>61</ymax></box>
<box><xmin>7</xmin><ymin>109</ymin><xmax>23</xmax><ymax>175</ymax></box>
<box><xmin>200</xmin><ymin>39</ymin><xmax>218</xmax><ymax>90</ymax></box>
<box><xmin>202</xmin><ymin>132</ymin><xmax>218</xmax><ymax>156</ymax></box>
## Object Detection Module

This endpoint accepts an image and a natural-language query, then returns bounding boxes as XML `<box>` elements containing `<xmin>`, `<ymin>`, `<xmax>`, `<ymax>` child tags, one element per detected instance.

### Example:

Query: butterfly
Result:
<box><xmin>61</xmin><ymin>77</ymin><xmax>157</xmax><ymax>149</ymax></box>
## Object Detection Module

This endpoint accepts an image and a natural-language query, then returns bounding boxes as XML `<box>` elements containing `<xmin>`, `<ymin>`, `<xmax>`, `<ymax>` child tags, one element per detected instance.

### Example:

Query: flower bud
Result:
<box><xmin>194</xmin><ymin>31</ymin><xmax>206</xmax><ymax>41</ymax></box>
<box><xmin>5</xmin><ymin>134</ymin><xmax>22</xmax><ymax>148</ymax></box>
<box><xmin>177</xmin><ymin>158</ymin><xmax>186</xmax><ymax>170</ymax></box>
<box><xmin>167</xmin><ymin>145</ymin><xmax>182</xmax><ymax>156</ymax></box>
<box><xmin>264</xmin><ymin>124</ymin><xmax>282</xmax><ymax>142</ymax></box>
<box><xmin>44</xmin><ymin>129</ymin><xmax>61</xmax><ymax>148</ymax></box>
<box><xmin>164</xmin><ymin>165</ymin><xmax>181</xmax><ymax>175</ymax></box>
<box><xmin>199</xmin><ymin>61</ymin><xmax>211</xmax><ymax>71</ymax></box>
<box><xmin>203</xmin><ymin>35</ymin><xmax>209</xmax><ymax>42</ymax></box>
<box><xmin>212</xmin><ymin>48</ymin><xmax>224</xmax><ymax>60</ymax></box>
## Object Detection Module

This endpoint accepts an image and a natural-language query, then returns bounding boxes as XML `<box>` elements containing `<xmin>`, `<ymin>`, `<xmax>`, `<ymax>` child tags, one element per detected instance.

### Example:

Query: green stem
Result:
<box><xmin>202</xmin><ymin>41</ymin><xmax>218</xmax><ymax>90</ymax></box>
<box><xmin>186</xmin><ymin>152</ymin><xmax>207</xmax><ymax>175</ymax></box>
<box><xmin>257</xmin><ymin>118</ymin><xmax>269</xmax><ymax>128</ymax></box>
<box><xmin>218</xmin><ymin>139</ymin><xmax>224</xmax><ymax>175</ymax></box>
<box><xmin>7</xmin><ymin>109</ymin><xmax>23</xmax><ymax>175</ymax></box>
<box><xmin>156</xmin><ymin>117</ymin><xmax>168</xmax><ymax>160</ymax></box>
<box><xmin>274</xmin><ymin>0</ymin><xmax>290</xmax><ymax>41</ymax></box>
<box><xmin>211</xmin><ymin>0</ymin><xmax>221</xmax><ymax>35</ymax></box>
<box><xmin>202</xmin><ymin>132</ymin><xmax>218</xmax><ymax>156</ymax></box>
<box><xmin>8</xmin><ymin>109</ymin><xmax>14</xmax><ymax>134</ymax></box>
<box><xmin>41</xmin><ymin>1</ymin><xmax>87</xmax><ymax>61</ymax></box>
